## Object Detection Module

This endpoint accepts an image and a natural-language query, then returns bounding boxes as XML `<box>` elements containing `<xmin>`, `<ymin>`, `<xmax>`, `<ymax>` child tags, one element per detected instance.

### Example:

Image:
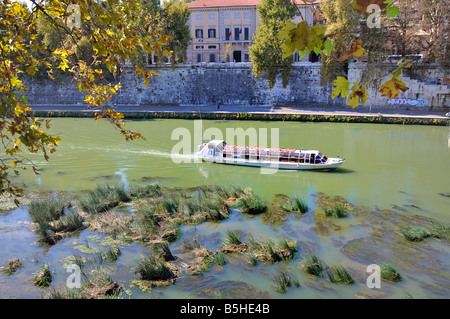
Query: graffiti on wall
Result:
<box><xmin>387</xmin><ymin>98</ymin><xmax>429</xmax><ymax>107</ymax></box>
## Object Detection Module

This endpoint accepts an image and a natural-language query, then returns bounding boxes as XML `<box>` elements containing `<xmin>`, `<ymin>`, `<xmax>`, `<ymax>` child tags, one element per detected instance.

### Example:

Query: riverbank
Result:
<box><xmin>31</xmin><ymin>105</ymin><xmax>450</xmax><ymax>126</ymax></box>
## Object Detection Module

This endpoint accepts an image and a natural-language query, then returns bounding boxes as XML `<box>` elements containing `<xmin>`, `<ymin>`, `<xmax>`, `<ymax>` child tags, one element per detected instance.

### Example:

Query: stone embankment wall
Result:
<box><xmin>24</xmin><ymin>62</ymin><xmax>449</xmax><ymax>111</ymax></box>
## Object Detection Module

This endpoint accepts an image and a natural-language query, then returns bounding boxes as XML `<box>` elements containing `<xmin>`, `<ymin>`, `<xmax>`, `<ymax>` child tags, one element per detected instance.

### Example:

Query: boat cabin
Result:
<box><xmin>199</xmin><ymin>140</ymin><xmax>328</xmax><ymax>164</ymax></box>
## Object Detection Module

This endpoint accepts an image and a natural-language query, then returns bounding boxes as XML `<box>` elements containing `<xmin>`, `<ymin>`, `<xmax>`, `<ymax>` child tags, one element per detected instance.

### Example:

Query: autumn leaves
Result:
<box><xmin>278</xmin><ymin>0</ymin><xmax>408</xmax><ymax>108</ymax></box>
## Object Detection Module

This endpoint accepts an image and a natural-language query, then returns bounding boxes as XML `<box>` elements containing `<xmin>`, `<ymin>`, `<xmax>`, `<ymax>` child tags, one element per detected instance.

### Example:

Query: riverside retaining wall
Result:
<box><xmin>24</xmin><ymin>62</ymin><xmax>449</xmax><ymax>111</ymax></box>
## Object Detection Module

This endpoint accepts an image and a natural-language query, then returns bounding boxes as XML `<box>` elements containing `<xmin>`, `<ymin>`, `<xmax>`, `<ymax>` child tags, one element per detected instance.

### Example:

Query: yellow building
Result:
<box><xmin>186</xmin><ymin>0</ymin><xmax>318</xmax><ymax>63</ymax></box>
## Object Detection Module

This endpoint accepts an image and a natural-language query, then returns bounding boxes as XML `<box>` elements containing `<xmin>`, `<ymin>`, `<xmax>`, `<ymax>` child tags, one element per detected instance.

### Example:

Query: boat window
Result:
<box><xmin>305</xmin><ymin>153</ymin><xmax>310</xmax><ymax>164</ymax></box>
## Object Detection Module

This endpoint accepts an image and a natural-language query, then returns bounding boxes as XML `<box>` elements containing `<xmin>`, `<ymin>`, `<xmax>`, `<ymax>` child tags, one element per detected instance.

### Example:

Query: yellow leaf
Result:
<box><xmin>347</xmin><ymin>83</ymin><xmax>368</xmax><ymax>108</ymax></box>
<box><xmin>332</xmin><ymin>76</ymin><xmax>350</xmax><ymax>99</ymax></box>
<box><xmin>378</xmin><ymin>79</ymin><xmax>409</xmax><ymax>100</ymax></box>
<box><xmin>338</xmin><ymin>39</ymin><xmax>365</xmax><ymax>61</ymax></box>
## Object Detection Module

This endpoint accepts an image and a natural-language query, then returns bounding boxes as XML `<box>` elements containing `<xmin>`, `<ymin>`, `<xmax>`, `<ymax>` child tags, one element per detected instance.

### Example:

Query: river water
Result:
<box><xmin>1</xmin><ymin>118</ymin><xmax>449</xmax><ymax>298</ymax></box>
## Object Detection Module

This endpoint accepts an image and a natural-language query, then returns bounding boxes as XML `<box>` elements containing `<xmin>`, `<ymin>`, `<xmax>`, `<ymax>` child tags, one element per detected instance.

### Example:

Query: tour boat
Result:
<box><xmin>196</xmin><ymin>140</ymin><xmax>345</xmax><ymax>170</ymax></box>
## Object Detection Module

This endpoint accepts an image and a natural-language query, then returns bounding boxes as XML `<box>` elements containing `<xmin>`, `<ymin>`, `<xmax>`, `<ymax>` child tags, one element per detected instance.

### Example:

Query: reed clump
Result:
<box><xmin>236</xmin><ymin>192</ymin><xmax>267</xmax><ymax>215</ymax></box>
<box><xmin>380</xmin><ymin>263</ymin><xmax>402</xmax><ymax>282</ymax></box>
<box><xmin>135</xmin><ymin>255</ymin><xmax>174</xmax><ymax>281</ymax></box>
<box><xmin>281</xmin><ymin>196</ymin><xmax>309</xmax><ymax>214</ymax></box>
<box><xmin>323</xmin><ymin>205</ymin><xmax>348</xmax><ymax>218</ymax></box>
<box><xmin>247</xmin><ymin>237</ymin><xmax>298</xmax><ymax>263</ymax></box>
<box><xmin>326</xmin><ymin>264</ymin><xmax>354</xmax><ymax>284</ymax></box>
<box><xmin>271</xmin><ymin>271</ymin><xmax>300</xmax><ymax>294</ymax></box>
<box><xmin>28</xmin><ymin>196</ymin><xmax>69</xmax><ymax>223</ymax></box>
<box><xmin>301</xmin><ymin>253</ymin><xmax>325</xmax><ymax>277</ymax></box>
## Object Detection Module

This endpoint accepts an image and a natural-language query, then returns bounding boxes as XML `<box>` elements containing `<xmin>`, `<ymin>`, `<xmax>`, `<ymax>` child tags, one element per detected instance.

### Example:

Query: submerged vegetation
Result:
<box><xmin>0</xmin><ymin>258</ymin><xmax>23</xmax><ymax>275</ymax></box>
<box><xmin>399</xmin><ymin>223</ymin><xmax>449</xmax><ymax>242</ymax></box>
<box><xmin>4</xmin><ymin>182</ymin><xmax>448</xmax><ymax>298</ymax></box>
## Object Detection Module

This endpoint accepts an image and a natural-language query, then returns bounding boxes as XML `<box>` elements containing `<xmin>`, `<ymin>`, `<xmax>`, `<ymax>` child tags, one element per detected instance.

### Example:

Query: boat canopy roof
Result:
<box><xmin>204</xmin><ymin>140</ymin><xmax>321</xmax><ymax>154</ymax></box>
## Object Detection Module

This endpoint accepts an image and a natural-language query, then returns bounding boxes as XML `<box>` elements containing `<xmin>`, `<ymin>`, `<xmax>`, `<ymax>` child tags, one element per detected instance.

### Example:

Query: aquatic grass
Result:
<box><xmin>100</xmin><ymin>246</ymin><xmax>122</xmax><ymax>263</ymax></box>
<box><xmin>271</xmin><ymin>271</ymin><xmax>300</xmax><ymax>294</ymax></box>
<box><xmin>130</xmin><ymin>183</ymin><xmax>163</xmax><ymax>198</ymax></box>
<box><xmin>149</xmin><ymin>241</ymin><xmax>175</xmax><ymax>261</ymax></box>
<box><xmin>323</xmin><ymin>205</ymin><xmax>348</xmax><ymax>218</ymax></box>
<box><xmin>399</xmin><ymin>222</ymin><xmax>449</xmax><ymax>242</ymax></box>
<box><xmin>160</xmin><ymin>197</ymin><xmax>181</xmax><ymax>215</ymax></box>
<box><xmin>34</xmin><ymin>264</ymin><xmax>52</xmax><ymax>287</ymax></box>
<box><xmin>34</xmin><ymin>209</ymin><xmax>84</xmax><ymax>244</ymax></box>
<box><xmin>248</xmin><ymin>255</ymin><xmax>258</xmax><ymax>267</ymax></box>
<box><xmin>281</xmin><ymin>196</ymin><xmax>308</xmax><ymax>214</ymax></box>
<box><xmin>46</xmin><ymin>287</ymin><xmax>83</xmax><ymax>299</ymax></box>
<box><xmin>135</xmin><ymin>255</ymin><xmax>173</xmax><ymax>281</ymax></box>
<box><xmin>182</xmin><ymin>237</ymin><xmax>202</xmax><ymax>251</ymax></box>
<box><xmin>301</xmin><ymin>254</ymin><xmax>325</xmax><ymax>277</ymax></box>
<box><xmin>28</xmin><ymin>196</ymin><xmax>68</xmax><ymax>223</ymax></box>
<box><xmin>1</xmin><ymin>258</ymin><xmax>23</xmax><ymax>275</ymax></box>
<box><xmin>247</xmin><ymin>237</ymin><xmax>298</xmax><ymax>263</ymax></box>
<box><xmin>326</xmin><ymin>264</ymin><xmax>354</xmax><ymax>284</ymax></box>
<box><xmin>79</xmin><ymin>184</ymin><xmax>130</xmax><ymax>214</ymax></box>
<box><xmin>46</xmin><ymin>266</ymin><xmax>122</xmax><ymax>299</ymax></box>
<box><xmin>225</xmin><ymin>230</ymin><xmax>241</xmax><ymax>245</ymax></box>
<box><xmin>236</xmin><ymin>193</ymin><xmax>267</xmax><ymax>215</ymax></box>
<box><xmin>197</xmin><ymin>184</ymin><xmax>245</xmax><ymax>200</ymax></box>
<box><xmin>212</xmin><ymin>252</ymin><xmax>227</xmax><ymax>266</ymax></box>
<box><xmin>56</xmin><ymin>210</ymin><xmax>84</xmax><ymax>232</ymax></box>
<box><xmin>380</xmin><ymin>263</ymin><xmax>402</xmax><ymax>282</ymax></box>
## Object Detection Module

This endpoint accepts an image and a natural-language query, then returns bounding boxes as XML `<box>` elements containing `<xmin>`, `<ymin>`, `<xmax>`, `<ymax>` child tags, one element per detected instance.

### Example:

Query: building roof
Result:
<box><xmin>186</xmin><ymin>0</ymin><xmax>316</xmax><ymax>9</ymax></box>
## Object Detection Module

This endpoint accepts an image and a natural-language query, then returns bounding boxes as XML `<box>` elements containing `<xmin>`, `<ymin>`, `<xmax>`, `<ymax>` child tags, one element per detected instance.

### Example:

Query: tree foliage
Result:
<box><xmin>249</xmin><ymin>0</ymin><xmax>297</xmax><ymax>88</ymax></box>
<box><xmin>0</xmin><ymin>0</ymin><xmax>173</xmax><ymax>201</ymax></box>
<box><xmin>277</xmin><ymin>0</ymin><xmax>422</xmax><ymax>109</ymax></box>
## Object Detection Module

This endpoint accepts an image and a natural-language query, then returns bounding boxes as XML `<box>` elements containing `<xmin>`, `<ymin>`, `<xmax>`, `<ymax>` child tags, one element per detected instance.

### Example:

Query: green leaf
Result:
<box><xmin>323</xmin><ymin>38</ymin><xmax>334</xmax><ymax>56</ymax></box>
<box><xmin>387</xmin><ymin>6</ymin><xmax>400</xmax><ymax>17</ymax></box>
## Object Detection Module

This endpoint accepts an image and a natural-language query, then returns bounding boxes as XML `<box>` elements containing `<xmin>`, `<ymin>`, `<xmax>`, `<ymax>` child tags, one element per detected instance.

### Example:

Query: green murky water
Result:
<box><xmin>1</xmin><ymin>118</ymin><xmax>449</xmax><ymax>298</ymax></box>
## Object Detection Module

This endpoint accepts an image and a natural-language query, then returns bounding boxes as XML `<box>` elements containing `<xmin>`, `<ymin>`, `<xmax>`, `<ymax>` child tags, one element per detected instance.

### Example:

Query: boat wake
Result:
<box><xmin>68</xmin><ymin>145</ymin><xmax>196</xmax><ymax>161</ymax></box>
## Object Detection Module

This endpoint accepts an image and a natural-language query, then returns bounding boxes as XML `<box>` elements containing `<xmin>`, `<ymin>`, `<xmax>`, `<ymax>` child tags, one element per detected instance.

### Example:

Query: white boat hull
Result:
<box><xmin>197</xmin><ymin>156</ymin><xmax>345</xmax><ymax>170</ymax></box>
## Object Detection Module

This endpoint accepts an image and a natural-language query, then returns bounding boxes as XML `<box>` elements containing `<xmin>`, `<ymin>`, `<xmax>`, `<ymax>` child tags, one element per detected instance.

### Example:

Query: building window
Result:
<box><xmin>208</xmin><ymin>28</ymin><xmax>216</xmax><ymax>38</ymax></box>
<box><xmin>234</xmin><ymin>28</ymin><xmax>240</xmax><ymax>41</ymax></box>
<box><xmin>209</xmin><ymin>54</ymin><xmax>216</xmax><ymax>63</ymax></box>
<box><xmin>209</xmin><ymin>14</ymin><xmax>215</xmax><ymax>19</ymax></box>
<box><xmin>224</xmin><ymin>13</ymin><xmax>230</xmax><ymax>19</ymax></box>
<box><xmin>234</xmin><ymin>13</ymin><xmax>240</xmax><ymax>19</ymax></box>
<box><xmin>196</xmin><ymin>14</ymin><xmax>202</xmax><ymax>20</ymax></box>
<box><xmin>195</xmin><ymin>45</ymin><xmax>204</xmax><ymax>49</ymax></box>
<box><xmin>196</xmin><ymin>29</ymin><xmax>203</xmax><ymax>38</ymax></box>
<box><xmin>225</xmin><ymin>28</ymin><xmax>231</xmax><ymax>41</ymax></box>
<box><xmin>197</xmin><ymin>54</ymin><xmax>202</xmax><ymax>63</ymax></box>
<box><xmin>244</xmin><ymin>28</ymin><xmax>249</xmax><ymax>40</ymax></box>
<box><xmin>244</xmin><ymin>12</ymin><xmax>250</xmax><ymax>18</ymax></box>
<box><xmin>208</xmin><ymin>45</ymin><xmax>217</xmax><ymax>49</ymax></box>
<box><xmin>244</xmin><ymin>54</ymin><xmax>249</xmax><ymax>62</ymax></box>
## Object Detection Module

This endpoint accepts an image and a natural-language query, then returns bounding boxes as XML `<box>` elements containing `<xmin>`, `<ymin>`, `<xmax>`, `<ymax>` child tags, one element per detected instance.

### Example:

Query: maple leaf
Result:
<box><xmin>332</xmin><ymin>76</ymin><xmax>350</xmax><ymax>99</ymax></box>
<box><xmin>378</xmin><ymin>79</ymin><xmax>409</xmax><ymax>100</ymax></box>
<box><xmin>337</xmin><ymin>38</ymin><xmax>365</xmax><ymax>62</ymax></box>
<box><xmin>347</xmin><ymin>83</ymin><xmax>368</xmax><ymax>108</ymax></box>
<box><xmin>278</xmin><ymin>22</ymin><xmax>327</xmax><ymax>59</ymax></box>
